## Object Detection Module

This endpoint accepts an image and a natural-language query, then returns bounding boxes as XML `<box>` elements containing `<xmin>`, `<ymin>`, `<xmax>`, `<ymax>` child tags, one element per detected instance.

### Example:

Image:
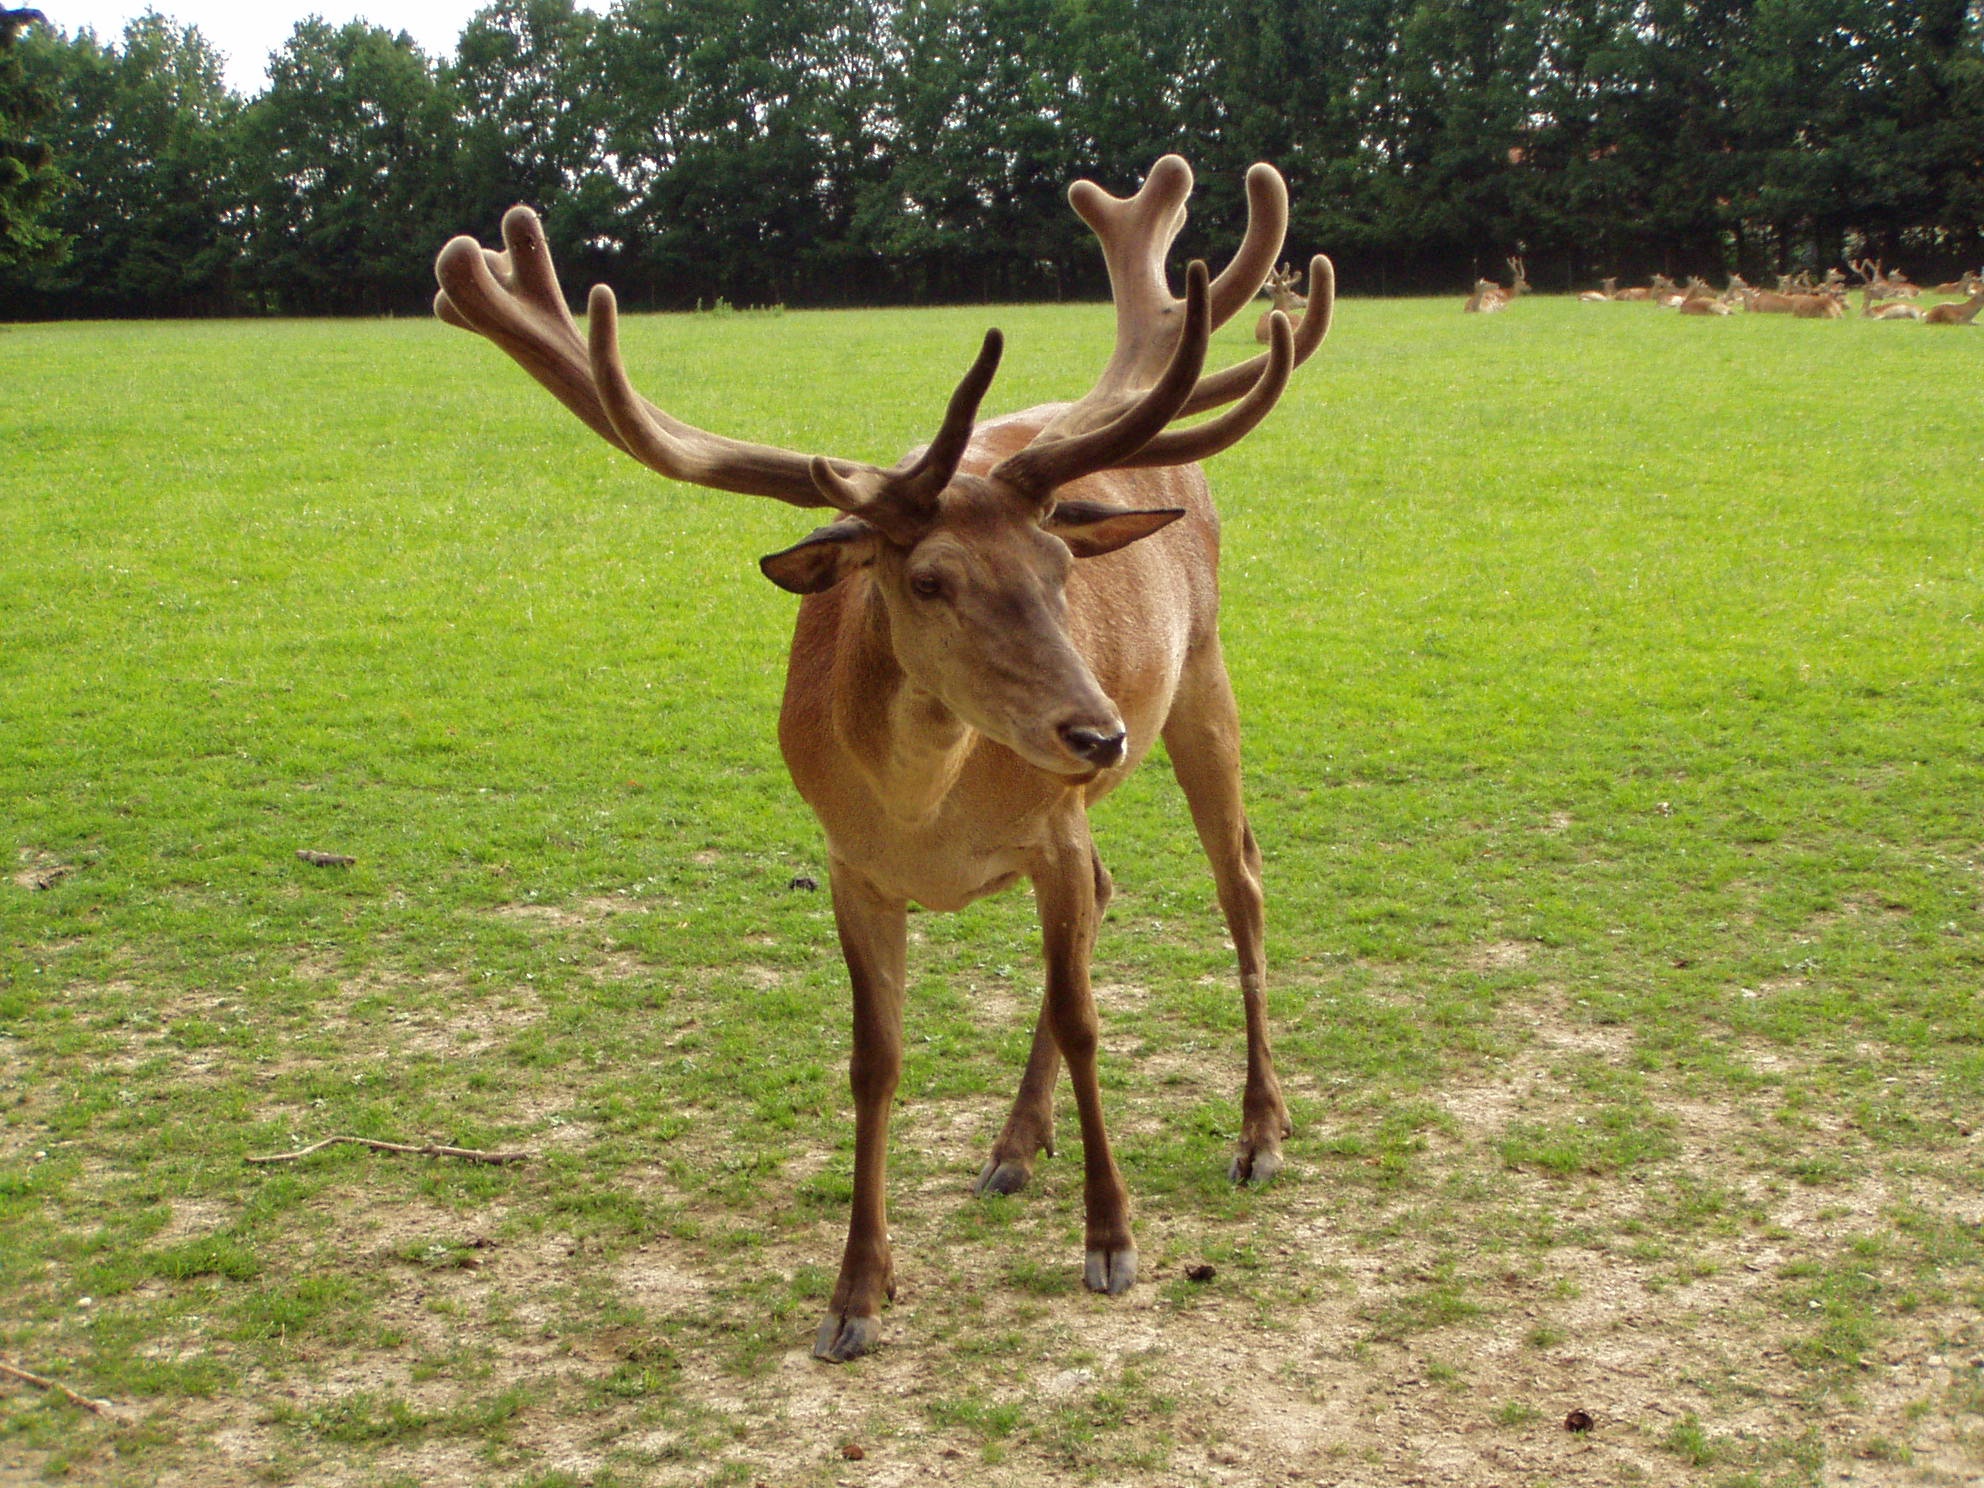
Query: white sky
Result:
<box><xmin>39</xmin><ymin>2</ymin><xmax>595</xmax><ymax>96</ymax></box>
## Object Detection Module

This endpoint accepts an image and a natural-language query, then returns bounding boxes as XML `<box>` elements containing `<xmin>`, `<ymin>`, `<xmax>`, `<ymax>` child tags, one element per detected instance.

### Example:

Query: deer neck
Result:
<box><xmin>832</xmin><ymin>584</ymin><xmax>973</xmax><ymax>824</ymax></box>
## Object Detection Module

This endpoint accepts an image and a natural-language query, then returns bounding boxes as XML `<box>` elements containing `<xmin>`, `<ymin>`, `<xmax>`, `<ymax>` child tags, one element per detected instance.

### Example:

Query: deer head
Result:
<box><xmin>435</xmin><ymin>160</ymin><xmax>1332</xmax><ymax>778</ymax></box>
<box><xmin>1261</xmin><ymin>263</ymin><xmax>1306</xmax><ymax>312</ymax></box>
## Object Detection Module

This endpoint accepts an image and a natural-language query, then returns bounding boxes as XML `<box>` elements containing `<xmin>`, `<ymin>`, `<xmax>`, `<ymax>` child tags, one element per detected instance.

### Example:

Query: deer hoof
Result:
<box><xmin>1083</xmin><ymin>1246</ymin><xmax>1138</xmax><ymax>1296</ymax></box>
<box><xmin>972</xmin><ymin>1157</ymin><xmax>1034</xmax><ymax>1196</ymax></box>
<box><xmin>1228</xmin><ymin>1146</ymin><xmax>1284</xmax><ymax>1187</ymax></box>
<box><xmin>813</xmin><ymin>1311</ymin><xmax>882</xmax><ymax>1363</ymax></box>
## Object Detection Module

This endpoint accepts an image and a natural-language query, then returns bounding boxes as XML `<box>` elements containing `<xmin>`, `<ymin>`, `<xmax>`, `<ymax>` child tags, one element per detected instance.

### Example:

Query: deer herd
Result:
<box><xmin>1554</xmin><ymin>260</ymin><xmax>1984</xmax><ymax>323</ymax></box>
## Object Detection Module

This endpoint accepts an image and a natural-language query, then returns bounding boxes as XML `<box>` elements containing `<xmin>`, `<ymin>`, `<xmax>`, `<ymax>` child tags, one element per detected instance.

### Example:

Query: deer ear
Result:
<box><xmin>1045</xmin><ymin>502</ymin><xmax>1186</xmax><ymax>558</ymax></box>
<box><xmin>759</xmin><ymin>518</ymin><xmax>879</xmax><ymax>594</ymax></box>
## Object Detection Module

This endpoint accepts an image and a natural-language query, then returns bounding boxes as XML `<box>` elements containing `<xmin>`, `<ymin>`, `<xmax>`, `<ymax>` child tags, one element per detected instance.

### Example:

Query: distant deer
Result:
<box><xmin>1464</xmin><ymin>256</ymin><xmax>1527</xmax><ymax>313</ymax></box>
<box><xmin>1746</xmin><ymin>287</ymin><xmax>1842</xmax><ymax>318</ymax></box>
<box><xmin>1616</xmin><ymin>272</ymin><xmax>1675</xmax><ymax>303</ymax></box>
<box><xmin>1860</xmin><ymin>289</ymin><xmax>1923</xmax><ymax>321</ymax></box>
<box><xmin>1677</xmin><ymin>287</ymin><xmax>1734</xmax><ymax>316</ymax></box>
<box><xmin>434</xmin><ymin>156</ymin><xmax>1331</xmax><ymax>1361</ymax></box>
<box><xmin>1924</xmin><ymin>287</ymin><xmax>1984</xmax><ymax>325</ymax></box>
<box><xmin>1254</xmin><ymin>263</ymin><xmax>1306</xmax><ymax>341</ymax></box>
<box><xmin>1930</xmin><ymin>270</ymin><xmax>1981</xmax><ymax>296</ymax></box>
<box><xmin>1578</xmin><ymin>277</ymin><xmax>1619</xmax><ymax>303</ymax></box>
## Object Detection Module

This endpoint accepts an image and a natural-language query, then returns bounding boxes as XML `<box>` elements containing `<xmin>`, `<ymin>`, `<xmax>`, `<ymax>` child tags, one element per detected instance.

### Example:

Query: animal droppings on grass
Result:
<box><xmin>12</xmin><ymin>849</ymin><xmax>76</xmax><ymax>889</ymax></box>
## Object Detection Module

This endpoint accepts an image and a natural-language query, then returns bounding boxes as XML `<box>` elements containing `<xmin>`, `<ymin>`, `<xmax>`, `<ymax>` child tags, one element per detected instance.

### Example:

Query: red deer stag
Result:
<box><xmin>433</xmin><ymin>157</ymin><xmax>1332</xmax><ymax>1362</ymax></box>
<box><xmin>1255</xmin><ymin>262</ymin><xmax>1307</xmax><ymax>341</ymax></box>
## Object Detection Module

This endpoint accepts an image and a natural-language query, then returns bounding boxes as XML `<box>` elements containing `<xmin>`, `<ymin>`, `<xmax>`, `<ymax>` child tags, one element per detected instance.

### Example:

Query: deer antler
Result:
<box><xmin>994</xmin><ymin>156</ymin><xmax>1329</xmax><ymax>498</ymax></box>
<box><xmin>436</xmin><ymin>207</ymin><xmax>999</xmax><ymax>515</ymax></box>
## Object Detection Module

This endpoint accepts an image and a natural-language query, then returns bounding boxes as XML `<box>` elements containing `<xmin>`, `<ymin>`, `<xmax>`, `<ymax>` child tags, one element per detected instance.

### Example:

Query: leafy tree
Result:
<box><xmin>451</xmin><ymin>0</ymin><xmax>620</xmax><ymax>276</ymax></box>
<box><xmin>0</xmin><ymin>6</ymin><xmax>64</xmax><ymax>273</ymax></box>
<box><xmin>14</xmin><ymin>13</ymin><xmax>239</xmax><ymax>316</ymax></box>
<box><xmin>600</xmin><ymin>0</ymin><xmax>887</xmax><ymax>306</ymax></box>
<box><xmin>1734</xmin><ymin>0</ymin><xmax>1984</xmax><ymax>274</ymax></box>
<box><xmin>236</xmin><ymin>19</ymin><xmax>460</xmax><ymax>313</ymax></box>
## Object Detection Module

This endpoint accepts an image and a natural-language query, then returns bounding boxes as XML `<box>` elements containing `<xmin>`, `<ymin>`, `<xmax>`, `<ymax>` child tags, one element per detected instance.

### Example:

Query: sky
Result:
<box><xmin>39</xmin><ymin>2</ymin><xmax>581</xmax><ymax>96</ymax></box>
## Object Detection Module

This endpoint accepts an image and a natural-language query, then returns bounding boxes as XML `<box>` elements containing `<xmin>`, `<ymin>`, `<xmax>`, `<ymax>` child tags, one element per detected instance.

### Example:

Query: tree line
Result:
<box><xmin>3</xmin><ymin>0</ymin><xmax>1982</xmax><ymax>318</ymax></box>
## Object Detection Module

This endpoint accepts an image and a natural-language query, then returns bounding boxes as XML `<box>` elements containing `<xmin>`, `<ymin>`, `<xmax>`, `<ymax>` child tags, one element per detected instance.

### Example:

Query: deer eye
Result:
<box><xmin>908</xmin><ymin>572</ymin><xmax>946</xmax><ymax>600</ymax></box>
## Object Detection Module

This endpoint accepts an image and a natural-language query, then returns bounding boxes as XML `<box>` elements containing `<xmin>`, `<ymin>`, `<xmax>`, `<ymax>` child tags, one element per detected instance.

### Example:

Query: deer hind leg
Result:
<box><xmin>973</xmin><ymin>842</ymin><xmax>1112</xmax><ymax>1196</ymax></box>
<box><xmin>814</xmin><ymin>860</ymin><xmax>908</xmax><ymax>1362</ymax></box>
<box><xmin>1162</xmin><ymin>643</ymin><xmax>1293</xmax><ymax>1185</ymax></box>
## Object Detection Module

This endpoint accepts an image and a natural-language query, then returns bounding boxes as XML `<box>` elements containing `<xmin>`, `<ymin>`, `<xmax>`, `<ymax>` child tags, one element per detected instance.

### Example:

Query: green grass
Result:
<box><xmin>3</xmin><ymin>295</ymin><xmax>1983</xmax><ymax>1485</ymax></box>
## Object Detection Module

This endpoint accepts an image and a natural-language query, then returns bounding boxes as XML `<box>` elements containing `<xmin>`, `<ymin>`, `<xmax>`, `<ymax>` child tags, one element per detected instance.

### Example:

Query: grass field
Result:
<box><xmin>3</xmin><ymin>292</ymin><xmax>1982</xmax><ymax>1487</ymax></box>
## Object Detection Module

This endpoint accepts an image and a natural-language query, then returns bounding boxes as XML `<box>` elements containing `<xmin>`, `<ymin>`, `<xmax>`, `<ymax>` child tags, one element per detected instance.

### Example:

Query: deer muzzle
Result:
<box><xmin>1058</xmin><ymin>723</ymin><xmax>1128</xmax><ymax>768</ymax></box>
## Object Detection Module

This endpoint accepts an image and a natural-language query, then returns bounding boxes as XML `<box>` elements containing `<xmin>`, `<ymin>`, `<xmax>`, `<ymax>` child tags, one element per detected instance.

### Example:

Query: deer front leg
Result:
<box><xmin>1033</xmin><ymin>828</ymin><xmax>1136</xmax><ymax>1295</ymax></box>
<box><xmin>974</xmin><ymin>843</ymin><xmax>1111</xmax><ymax>1195</ymax></box>
<box><xmin>814</xmin><ymin>860</ymin><xmax>907</xmax><ymax>1363</ymax></box>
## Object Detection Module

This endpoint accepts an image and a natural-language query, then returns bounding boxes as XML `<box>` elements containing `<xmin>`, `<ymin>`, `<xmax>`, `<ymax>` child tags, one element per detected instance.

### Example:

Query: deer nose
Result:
<box><xmin>1058</xmin><ymin>723</ymin><xmax>1127</xmax><ymax>768</ymax></box>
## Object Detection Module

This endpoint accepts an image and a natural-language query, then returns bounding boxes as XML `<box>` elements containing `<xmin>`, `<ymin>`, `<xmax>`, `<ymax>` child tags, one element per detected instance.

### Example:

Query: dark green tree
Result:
<box><xmin>599</xmin><ymin>0</ymin><xmax>887</xmax><ymax>306</ymax></box>
<box><xmin>0</xmin><ymin>6</ymin><xmax>64</xmax><ymax>273</ymax></box>
<box><xmin>14</xmin><ymin>13</ymin><xmax>240</xmax><ymax>316</ymax></box>
<box><xmin>1733</xmin><ymin>0</ymin><xmax>1984</xmax><ymax>275</ymax></box>
<box><xmin>236</xmin><ymin>19</ymin><xmax>460</xmax><ymax>313</ymax></box>
<box><xmin>450</xmin><ymin>0</ymin><xmax>620</xmax><ymax>276</ymax></box>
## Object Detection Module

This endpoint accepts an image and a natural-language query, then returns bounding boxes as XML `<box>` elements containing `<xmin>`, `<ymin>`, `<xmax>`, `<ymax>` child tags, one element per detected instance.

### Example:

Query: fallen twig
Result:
<box><xmin>295</xmin><ymin>850</ymin><xmax>355</xmax><ymax>867</ymax></box>
<box><xmin>0</xmin><ymin>1358</ymin><xmax>123</xmax><ymax>1416</ymax></box>
<box><xmin>246</xmin><ymin>1135</ymin><xmax>529</xmax><ymax>1166</ymax></box>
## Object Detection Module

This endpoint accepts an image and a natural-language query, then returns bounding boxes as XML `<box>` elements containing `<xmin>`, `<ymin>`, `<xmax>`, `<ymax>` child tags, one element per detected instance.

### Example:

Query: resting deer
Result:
<box><xmin>433</xmin><ymin>157</ymin><xmax>1332</xmax><ymax>1362</ymax></box>
<box><xmin>1924</xmin><ymin>287</ymin><xmax>1984</xmax><ymax>325</ymax></box>
<box><xmin>1616</xmin><ymin>272</ymin><xmax>1674</xmax><ymax>303</ymax></box>
<box><xmin>1676</xmin><ymin>285</ymin><xmax>1733</xmax><ymax>316</ymax></box>
<box><xmin>1861</xmin><ymin>288</ymin><xmax>1923</xmax><ymax>321</ymax></box>
<box><xmin>1746</xmin><ymin>286</ymin><xmax>1842</xmax><ymax>318</ymax></box>
<box><xmin>1577</xmin><ymin>277</ymin><xmax>1618</xmax><ymax>303</ymax></box>
<box><xmin>1255</xmin><ymin>263</ymin><xmax>1306</xmax><ymax>341</ymax></box>
<box><xmin>1464</xmin><ymin>256</ymin><xmax>1527</xmax><ymax>313</ymax></box>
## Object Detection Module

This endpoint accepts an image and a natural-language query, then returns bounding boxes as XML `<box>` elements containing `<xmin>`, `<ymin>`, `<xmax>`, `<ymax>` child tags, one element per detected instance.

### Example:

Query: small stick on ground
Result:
<box><xmin>295</xmin><ymin>850</ymin><xmax>355</xmax><ymax>867</ymax></box>
<box><xmin>0</xmin><ymin>1358</ymin><xmax>123</xmax><ymax>1416</ymax></box>
<box><xmin>246</xmin><ymin>1135</ymin><xmax>530</xmax><ymax>1166</ymax></box>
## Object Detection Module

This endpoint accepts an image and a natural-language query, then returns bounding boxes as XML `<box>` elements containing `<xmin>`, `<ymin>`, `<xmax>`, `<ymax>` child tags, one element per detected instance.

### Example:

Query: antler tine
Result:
<box><xmin>809</xmin><ymin>329</ymin><xmax>1009</xmax><ymax>538</ymax></box>
<box><xmin>896</xmin><ymin>329</ymin><xmax>1005</xmax><ymax>495</ymax></box>
<box><xmin>586</xmin><ymin>286</ymin><xmax>845</xmax><ymax>508</ymax></box>
<box><xmin>1066</xmin><ymin>155</ymin><xmax>1198</xmax><ymax>407</ymax></box>
<box><xmin>1120</xmin><ymin>309</ymin><xmax>1295</xmax><ymax>469</ymax></box>
<box><xmin>1205</xmin><ymin>163</ymin><xmax>1290</xmax><ymax>329</ymax></box>
<box><xmin>993</xmin><ymin>261</ymin><xmax>1213</xmax><ymax>500</ymax></box>
<box><xmin>437</xmin><ymin>205</ymin><xmax>855</xmax><ymax>510</ymax></box>
<box><xmin>436</xmin><ymin>207</ymin><xmax>630</xmax><ymax>452</ymax></box>
<box><xmin>1179</xmin><ymin>253</ymin><xmax>1333</xmax><ymax>418</ymax></box>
